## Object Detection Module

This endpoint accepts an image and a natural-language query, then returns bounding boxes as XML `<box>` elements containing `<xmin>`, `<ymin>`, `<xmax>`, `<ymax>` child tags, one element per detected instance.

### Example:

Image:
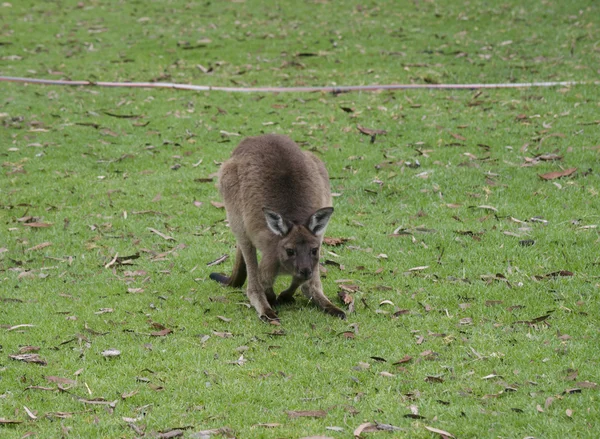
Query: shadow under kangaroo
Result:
<box><xmin>209</xmin><ymin>134</ymin><xmax>346</xmax><ymax>323</ymax></box>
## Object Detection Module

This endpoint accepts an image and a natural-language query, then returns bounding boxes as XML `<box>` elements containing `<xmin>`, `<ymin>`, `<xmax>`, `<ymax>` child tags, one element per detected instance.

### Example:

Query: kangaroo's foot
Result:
<box><xmin>259</xmin><ymin>307</ymin><xmax>280</xmax><ymax>324</ymax></box>
<box><xmin>323</xmin><ymin>303</ymin><xmax>346</xmax><ymax>320</ymax></box>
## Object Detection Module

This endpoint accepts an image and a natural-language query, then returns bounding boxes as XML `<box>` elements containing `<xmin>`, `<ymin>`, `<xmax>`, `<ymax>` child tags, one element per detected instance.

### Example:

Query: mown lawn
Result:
<box><xmin>1</xmin><ymin>1</ymin><xmax>599</xmax><ymax>438</ymax></box>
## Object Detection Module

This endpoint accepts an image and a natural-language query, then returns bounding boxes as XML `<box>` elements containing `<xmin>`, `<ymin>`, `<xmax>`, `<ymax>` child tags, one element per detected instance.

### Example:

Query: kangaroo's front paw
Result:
<box><xmin>265</xmin><ymin>288</ymin><xmax>277</xmax><ymax>307</ymax></box>
<box><xmin>325</xmin><ymin>305</ymin><xmax>347</xmax><ymax>320</ymax></box>
<box><xmin>259</xmin><ymin>307</ymin><xmax>280</xmax><ymax>325</ymax></box>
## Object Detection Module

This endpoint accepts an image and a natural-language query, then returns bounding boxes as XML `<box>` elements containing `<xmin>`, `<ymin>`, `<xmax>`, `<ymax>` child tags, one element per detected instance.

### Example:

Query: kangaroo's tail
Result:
<box><xmin>209</xmin><ymin>246</ymin><xmax>247</xmax><ymax>288</ymax></box>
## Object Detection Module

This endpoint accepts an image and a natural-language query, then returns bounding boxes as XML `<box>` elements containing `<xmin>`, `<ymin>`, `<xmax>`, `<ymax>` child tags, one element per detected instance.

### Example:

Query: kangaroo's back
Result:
<box><xmin>219</xmin><ymin>134</ymin><xmax>331</xmax><ymax>236</ymax></box>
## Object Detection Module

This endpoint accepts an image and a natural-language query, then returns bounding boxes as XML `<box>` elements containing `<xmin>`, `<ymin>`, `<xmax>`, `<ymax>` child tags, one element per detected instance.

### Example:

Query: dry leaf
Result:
<box><xmin>342</xmin><ymin>331</ymin><xmax>355</xmax><ymax>339</ymax></box>
<box><xmin>207</xmin><ymin>254</ymin><xmax>229</xmax><ymax>267</ymax></box>
<box><xmin>45</xmin><ymin>412</ymin><xmax>73</xmax><ymax>419</ymax></box>
<box><xmin>26</xmin><ymin>242</ymin><xmax>52</xmax><ymax>252</ymax></box>
<box><xmin>101</xmin><ymin>349</ymin><xmax>121</xmax><ymax>358</ymax></box>
<box><xmin>77</xmin><ymin>398</ymin><xmax>118</xmax><ymax>408</ymax></box>
<box><xmin>425</xmin><ymin>375</ymin><xmax>445</xmax><ymax>383</ymax></box>
<box><xmin>425</xmin><ymin>425</ymin><xmax>456</xmax><ymax>438</ymax></box>
<box><xmin>22</xmin><ymin>222</ymin><xmax>53</xmax><ymax>228</ymax></box>
<box><xmin>539</xmin><ymin>167</ymin><xmax>577</xmax><ymax>180</ymax></box>
<box><xmin>45</xmin><ymin>376</ymin><xmax>77</xmax><ymax>386</ymax></box>
<box><xmin>9</xmin><ymin>354</ymin><xmax>47</xmax><ymax>365</ymax></box>
<box><xmin>338</xmin><ymin>290</ymin><xmax>355</xmax><ymax>313</ymax></box>
<box><xmin>537</xmin><ymin>153</ymin><xmax>563</xmax><ymax>161</ymax></box>
<box><xmin>148</xmin><ymin>227</ymin><xmax>175</xmax><ymax>241</ymax></box>
<box><xmin>7</xmin><ymin>324</ymin><xmax>35</xmax><ymax>331</ymax></box>
<box><xmin>254</xmin><ymin>423</ymin><xmax>281</xmax><ymax>428</ymax></box>
<box><xmin>23</xmin><ymin>406</ymin><xmax>37</xmax><ymax>420</ymax></box>
<box><xmin>210</xmin><ymin>201</ymin><xmax>225</xmax><ymax>209</ymax></box>
<box><xmin>189</xmin><ymin>427</ymin><xmax>234</xmax><ymax>438</ymax></box>
<box><xmin>408</xmin><ymin>265</ymin><xmax>429</xmax><ymax>272</ymax></box>
<box><xmin>286</xmin><ymin>410</ymin><xmax>327</xmax><ymax>418</ymax></box>
<box><xmin>157</xmin><ymin>429</ymin><xmax>184</xmax><ymax>438</ymax></box>
<box><xmin>227</xmin><ymin>354</ymin><xmax>248</xmax><ymax>366</ymax></box>
<box><xmin>485</xmin><ymin>300</ymin><xmax>503</xmax><ymax>307</ymax></box>
<box><xmin>124</xmin><ymin>270</ymin><xmax>148</xmax><ymax>277</ymax></box>
<box><xmin>0</xmin><ymin>419</ymin><xmax>23</xmax><ymax>424</ymax></box>
<box><xmin>420</xmin><ymin>350</ymin><xmax>438</xmax><ymax>360</ymax></box>
<box><xmin>450</xmin><ymin>132</ymin><xmax>466</xmax><ymax>141</ymax></box>
<box><xmin>534</xmin><ymin>270</ymin><xmax>573</xmax><ymax>280</ymax></box>
<box><xmin>327</xmin><ymin>426</ymin><xmax>345</xmax><ymax>432</ymax></box>
<box><xmin>354</xmin><ymin>422</ymin><xmax>378</xmax><ymax>437</ymax></box>
<box><xmin>393</xmin><ymin>355</ymin><xmax>413</xmax><ymax>365</ymax></box>
<box><xmin>357</xmin><ymin>125</ymin><xmax>387</xmax><ymax>136</ymax></box>
<box><xmin>121</xmin><ymin>390</ymin><xmax>139</xmax><ymax>399</ymax></box>
<box><xmin>482</xmin><ymin>374</ymin><xmax>501</xmax><ymax>380</ymax></box>
<box><xmin>24</xmin><ymin>385</ymin><xmax>55</xmax><ymax>392</ymax></box>
<box><xmin>18</xmin><ymin>346</ymin><xmax>40</xmax><ymax>353</ymax></box>
<box><xmin>323</xmin><ymin>237</ymin><xmax>348</xmax><ymax>246</ymax></box>
<box><xmin>375</xmin><ymin>422</ymin><xmax>404</xmax><ymax>432</ymax></box>
<box><xmin>476</xmin><ymin>205</ymin><xmax>498</xmax><ymax>212</ymax></box>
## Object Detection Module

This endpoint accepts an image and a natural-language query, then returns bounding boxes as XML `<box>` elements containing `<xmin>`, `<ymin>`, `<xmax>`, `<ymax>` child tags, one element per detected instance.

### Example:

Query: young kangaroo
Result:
<box><xmin>209</xmin><ymin>134</ymin><xmax>346</xmax><ymax>322</ymax></box>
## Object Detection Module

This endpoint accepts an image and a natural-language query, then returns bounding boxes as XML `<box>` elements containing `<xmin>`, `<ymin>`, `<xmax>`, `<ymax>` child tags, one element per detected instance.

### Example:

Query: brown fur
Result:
<box><xmin>209</xmin><ymin>134</ymin><xmax>346</xmax><ymax>322</ymax></box>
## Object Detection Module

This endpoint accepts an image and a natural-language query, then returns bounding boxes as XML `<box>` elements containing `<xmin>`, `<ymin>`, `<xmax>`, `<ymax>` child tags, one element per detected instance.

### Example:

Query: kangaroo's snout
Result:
<box><xmin>298</xmin><ymin>267</ymin><xmax>312</xmax><ymax>280</ymax></box>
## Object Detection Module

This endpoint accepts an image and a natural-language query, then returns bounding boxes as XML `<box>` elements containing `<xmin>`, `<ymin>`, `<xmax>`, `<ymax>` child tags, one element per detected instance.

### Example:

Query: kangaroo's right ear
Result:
<box><xmin>307</xmin><ymin>207</ymin><xmax>334</xmax><ymax>236</ymax></box>
<box><xmin>263</xmin><ymin>208</ymin><xmax>291</xmax><ymax>236</ymax></box>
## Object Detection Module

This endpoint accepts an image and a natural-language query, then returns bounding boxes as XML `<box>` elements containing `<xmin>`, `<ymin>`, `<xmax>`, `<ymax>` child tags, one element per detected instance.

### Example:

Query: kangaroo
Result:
<box><xmin>209</xmin><ymin>134</ymin><xmax>346</xmax><ymax>322</ymax></box>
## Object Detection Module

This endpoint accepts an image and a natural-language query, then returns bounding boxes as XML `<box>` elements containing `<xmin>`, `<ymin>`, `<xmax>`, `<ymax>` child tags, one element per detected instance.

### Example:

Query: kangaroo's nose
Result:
<box><xmin>299</xmin><ymin>268</ymin><xmax>312</xmax><ymax>279</ymax></box>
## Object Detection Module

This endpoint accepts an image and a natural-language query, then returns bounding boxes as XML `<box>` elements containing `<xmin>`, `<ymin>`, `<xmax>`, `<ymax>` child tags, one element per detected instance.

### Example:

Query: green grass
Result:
<box><xmin>1</xmin><ymin>0</ymin><xmax>599</xmax><ymax>438</ymax></box>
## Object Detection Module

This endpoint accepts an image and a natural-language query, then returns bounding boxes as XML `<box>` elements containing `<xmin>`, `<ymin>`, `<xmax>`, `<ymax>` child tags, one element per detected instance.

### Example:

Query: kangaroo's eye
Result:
<box><xmin>286</xmin><ymin>248</ymin><xmax>295</xmax><ymax>257</ymax></box>
<box><xmin>311</xmin><ymin>248</ymin><xmax>319</xmax><ymax>256</ymax></box>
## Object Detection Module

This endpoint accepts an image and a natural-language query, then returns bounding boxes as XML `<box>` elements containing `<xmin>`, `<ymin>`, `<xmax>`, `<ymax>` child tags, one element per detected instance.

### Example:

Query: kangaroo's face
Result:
<box><xmin>263</xmin><ymin>207</ymin><xmax>333</xmax><ymax>281</ymax></box>
<box><xmin>277</xmin><ymin>227</ymin><xmax>321</xmax><ymax>280</ymax></box>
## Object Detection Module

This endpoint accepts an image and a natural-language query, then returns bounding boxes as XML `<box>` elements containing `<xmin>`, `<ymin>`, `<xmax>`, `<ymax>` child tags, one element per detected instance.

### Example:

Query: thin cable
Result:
<box><xmin>0</xmin><ymin>75</ymin><xmax>593</xmax><ymax>93</ymax></box>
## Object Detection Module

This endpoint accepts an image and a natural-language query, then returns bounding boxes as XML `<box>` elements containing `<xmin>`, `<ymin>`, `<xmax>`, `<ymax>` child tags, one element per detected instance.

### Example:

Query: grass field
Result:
<box><xmin>1</xmin><ymin>1</ymin><xmax>599</xmax><ymax>438</ymax></box>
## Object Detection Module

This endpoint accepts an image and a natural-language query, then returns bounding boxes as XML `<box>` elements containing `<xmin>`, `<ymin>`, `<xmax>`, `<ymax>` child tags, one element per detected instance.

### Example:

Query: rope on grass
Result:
<box><xmin>0</xmin><ymin>75</ymin><xmax>594</xmax><ymax>93</ymax></box>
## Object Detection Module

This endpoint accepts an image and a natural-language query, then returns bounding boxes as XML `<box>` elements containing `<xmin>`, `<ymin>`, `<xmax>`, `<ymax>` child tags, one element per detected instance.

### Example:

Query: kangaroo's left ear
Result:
<box><xmin>307</xmin><ymin>207</ymin><xmax>334</xmax><ymax>236</ymax></box>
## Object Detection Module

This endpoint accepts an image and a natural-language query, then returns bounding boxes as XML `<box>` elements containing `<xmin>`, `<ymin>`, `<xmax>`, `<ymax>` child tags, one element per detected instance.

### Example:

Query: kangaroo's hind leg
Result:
<box><xmin>237</xmin><ymin>238</ymin><xmax>279</xmax><ymax>322</ymax></box>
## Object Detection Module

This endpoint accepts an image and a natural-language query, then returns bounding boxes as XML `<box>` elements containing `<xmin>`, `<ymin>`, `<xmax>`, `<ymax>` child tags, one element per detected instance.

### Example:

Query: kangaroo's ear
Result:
<box><xmin>263</xmin><ymin>208</ymin><xmax>291</xmax><ymax>236</ymax></box>
<box><xmin>307</xmin><ymin>207</ymin><xmax>334</xmax><ymax>236</ymax></box>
